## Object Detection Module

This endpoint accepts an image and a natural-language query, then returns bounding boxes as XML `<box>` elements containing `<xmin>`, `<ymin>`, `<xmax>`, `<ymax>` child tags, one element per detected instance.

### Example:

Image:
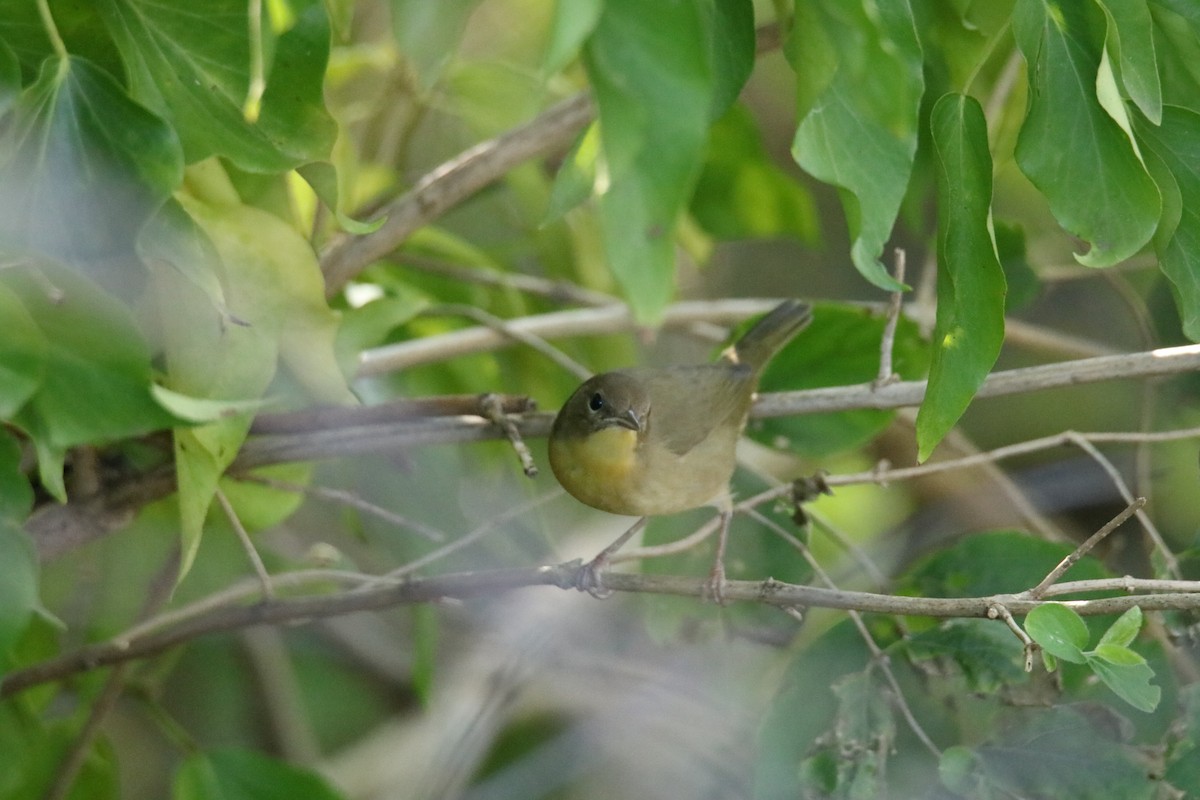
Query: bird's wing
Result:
<box><xmin>646</xmin><ymin>365</ymin><xmax>756</xmax><ymax>456</ymax></box>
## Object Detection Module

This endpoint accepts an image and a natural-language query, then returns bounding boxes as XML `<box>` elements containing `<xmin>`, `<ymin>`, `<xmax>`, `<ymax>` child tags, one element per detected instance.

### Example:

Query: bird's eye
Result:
<box><xmin>588</xmin><ymin>392</ymin><xmax>605</xmax><ymax>412</ymax></box>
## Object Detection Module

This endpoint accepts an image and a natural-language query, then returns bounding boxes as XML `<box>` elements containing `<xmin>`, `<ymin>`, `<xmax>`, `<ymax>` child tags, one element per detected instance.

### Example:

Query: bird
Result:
<box><xmin>548</xmin><ymin>299</ymin><xmax>812</xmax><ymax>600</ymax></box>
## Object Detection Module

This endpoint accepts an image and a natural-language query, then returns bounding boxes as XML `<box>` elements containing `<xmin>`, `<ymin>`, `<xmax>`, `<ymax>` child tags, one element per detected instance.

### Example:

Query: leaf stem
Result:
<box><xmin>36</xmin><ymin>0</ymin><xmax>68</xmax><ymax>60</ymax></box>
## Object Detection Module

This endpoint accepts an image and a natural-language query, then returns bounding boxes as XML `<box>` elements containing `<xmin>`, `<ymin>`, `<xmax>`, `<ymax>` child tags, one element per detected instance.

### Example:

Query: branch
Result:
<box><xmin>319</xmin><ymin>93</ymin><xmax>594</xmax><ymax>295</ymax></box>
<box><xmin>6</xmin><ymin>563</ymin><xmax>1200</xmax><ymax>699</ymax></box>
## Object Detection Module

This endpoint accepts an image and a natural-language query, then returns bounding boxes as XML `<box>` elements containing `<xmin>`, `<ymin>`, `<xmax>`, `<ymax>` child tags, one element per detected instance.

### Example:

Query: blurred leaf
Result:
<box><xmin>0</xmin><ymin>38</ymin><xmax>18</xmax><ymax>116</ymax></box>
<box><xmin>1097</xmin><ymin>605</ymin><xmax>1143</xmax><ymax>649</ymax></box>
<box><xmin>1151</xmin><ymin>0</ymin><xmax>1200</xmax><ymax>113</ymax></box>
<box><xmin>753</xmin><ymin>304</ymin><xmax>928</xmax><ymax>457</ymax></box>
<box><xmin>975</xmin><ymin>706</ymin><xmax>1152</xmax><ymax>798</ymax></box>
<box><xmin>1088</xmin><ymin>646</ymin><xmax>1161</xmax><ymax>712</ymax></box>
<box><xmin>0</xmin><ymin>55</ymin><xmax>183</xmax><ymax>262</ymax></box>
<box><xmin>217</xmin><ymin>463</ymin><xmax>310</xmax><ymax>532</ymax></box>
<box><xmin>1012</xmin><ymin>0</ymin><xmax>1160</xmax><ymax>267</ymax></box>
<box><xmin>1025</xmin><ymin>603</ymin><xmax>1088</xmax><ymax>664</ymax></box>
<box><xmin>174</xmin><ymin>748</ymin><xmax>345</xmax><ymax>800</ymax></box>
<box><xmin>788</xmin><ymin>0</ymin><xmax>923</xmax><ymax>291</ymax></box>
<box><xmin>166</xmin><ymin>160</ymin><xmax>353</xmax><ymax>579</ymax></box>
<box><xmin>995</xmin><ymin>221</ymin><xmax>1040</xmax><ymax>311</ymax></box>
<box><xmin>390</xmin><ymin>0</ymin><xmax>481</xmax><ymax>89</ymax></box>
<box><xmin>1</xmin><ymin>264</ymin><xmax>180</xmax><ymax>501</ymax></box>
<box><xmin>542</xmin><ymin>0</ymin><xmax>602</xmax><ymax>75</ymax></box>
<box><xmin>336</xmin><ymin>292</ymin><xmax>430</xmax><ymax>356</ymax></box>
<box><xmin>296</xmin><ymin>162</ymin><xmax>385</xmax><ymax>235</ymax></box>
<box><xmin>1135</xmin><ymin>106</ymin><xmax>1200</xmax><ymax>341</ymax></box>
<box><xmin>917</xmin><ymin>93</ymin><xmax>1005</xmax><ymax>462</ymax></box>
<box><xmin>690</xmin><ymin>104</ymin><xmax>818</xmax><ymax>243</ymax></box>
<box><xmin>905</xmin><ymin>619</ymin><xmax>1027</xmax><ymax>693</ymax></box>
<box><xmin>97</xmin><ymin>0</ymin><xmax>336</xmax><ymax>170</ymax></box>
<box><xmin>151</xmin><ymin>386</ymin><xmax>272</xmax><ymax>423</ymax></box>
<box><xmin>544</xmin><ymin>122</ymin><xmax>600</xmax><ymax>224</ymax></box>
<box><xmin>584</xmin><ymin>0</ymin><xmax>747</xmax><ymax>322</ymax></box>
<box><xmin>938</xmin><ymin>745</ymin><xmax>981</xmax><ymax>795</ymax></box>
<box><xmin>1096</xmin><ymin>0</ymin><xmax>1162</xmax><ymax>124</ymax></box>
<box><xmin>0</xmin><ymin>519</ymin><xmax>36</xmax><ymax>657</ymax></box>
<box><xmin>901</xmin><ymin>530</ymin><xmax>1110</xmax><ymax>599</ymax></box>
<box><xmin>705</xmin><ymin>0</ymin><xmax>755</xmax><ymax>120</ymax></box>
<box><xmin>0</xmin><ymin>283</ymin><xmax>43</xmax><ymax>418</ymax></box>
<box><xmin>0</xmin><ymin>432</ymin><xmax>32</xmax><ymax>521</ymax></box>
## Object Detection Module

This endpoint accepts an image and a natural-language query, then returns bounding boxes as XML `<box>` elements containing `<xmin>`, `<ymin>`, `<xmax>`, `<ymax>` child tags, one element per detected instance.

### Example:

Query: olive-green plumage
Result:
<box><xmin>548</xmin><ymin>300</ymin><xmax>811</xmax><ymax>516</ymax></box>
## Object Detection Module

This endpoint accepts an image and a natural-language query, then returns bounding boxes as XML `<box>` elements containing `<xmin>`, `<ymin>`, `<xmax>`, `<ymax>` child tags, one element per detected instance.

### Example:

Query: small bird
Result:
<box><xmin>549</xmin><ymin>299</ymin><xmax>812</xmax><ymax>599</ymax></box>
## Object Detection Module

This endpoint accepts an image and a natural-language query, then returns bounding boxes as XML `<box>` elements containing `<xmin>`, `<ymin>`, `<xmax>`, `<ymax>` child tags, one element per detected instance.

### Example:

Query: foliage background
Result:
<box><xmin>2</xmin><ymin>0</ymin><xmax>1200</xmax><ymax>798</ymax></box>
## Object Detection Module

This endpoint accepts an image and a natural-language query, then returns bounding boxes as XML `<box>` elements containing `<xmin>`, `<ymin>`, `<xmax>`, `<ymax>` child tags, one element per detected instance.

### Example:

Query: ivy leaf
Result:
<box><xmin>788</xmin><ymin>0</ymin><xmax>923</xmax><ymax>291</ymax></box>
<box><xmin>1025</xmin><ymin>603</ymin><xmax>1089</xmax><ymax>664</ymax></box>
<box><xmin>96</xmin><ymin>0</ymin><xmax>335</xmax><ymax>171</ymax></box>
<box><xmin>0</xmin><ymin>55</ymin><xmax>183</xmax><ymax>262</ymax></box>
<box><xmin>916</xmin><ymin>93</ymin><xmax>1006</xmax><ymax>462</ymax></box>
<box><xmin>1012</xmin><ymin>0</ymin><xmax>1160</xmax><ymax>267</ymax></box>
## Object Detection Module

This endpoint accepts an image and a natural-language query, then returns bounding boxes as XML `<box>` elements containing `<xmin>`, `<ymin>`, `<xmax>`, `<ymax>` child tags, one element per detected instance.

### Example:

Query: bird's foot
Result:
<box><xmin>573</xmin><ymin>554</ymin><xmax>614</xmax><ymax>599</ymax></box>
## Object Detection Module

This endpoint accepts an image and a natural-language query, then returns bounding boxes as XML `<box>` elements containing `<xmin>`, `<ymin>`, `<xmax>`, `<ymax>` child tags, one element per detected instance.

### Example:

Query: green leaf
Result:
<box><xmin>690</xmin><ymin>104</ymin><xmax>818</xmax><ymax>244</ymax></box>
<box><xmin>906</xmin><ymin>619</ymin><xmax>1028</xmax><ymax>693</ymax></box>
<box><xmin>0</xmin><ymin>38</ymin><xmax>18</xmax><ymax>117</ymax></box>
<box><xmin>0</xmin><ymin>55</ymin><xmax>183</xmax><ymax>262</ymax></box>
<box><xmin>917</xmin><ymin>94</ymin><xmax>1006</xmax><ymax>462</ymax></box>
<box><xmin>543</xmin><ymin>122</ymin><xmax>600</xmax><ymax>224</ymax></box>
<box><xmin>174</xmin><ymin>748</ymin><xmax>346</xmax><ymax>800</ymax></box>
<box><xmin>150</xmin><ymin>385</ymin><xmax>273</xmax><ymax>424</ymax></box>
<box><xmin>1095</xmin><ymin>0</ymin><xmax>1162</xmax><ymax>124</ymax></box>
<box><xmin>96</xmin><ymin>0</ymin><xmax>336</xmax><ymax>171</ymax></box>
<box><xmin>788</xmin><ymin>0</ymin><xmax>923</xmax><ymax>291</ymax></box>
<box><xmin>705</xmin><ymin>0</ymin><xmax>755</xmax><ymax>121</ymax></box>
<box><xmin>390</xmin><ymin>0</ymin><xmax>482</xmax><ymax>89</ymax></box>
<box><xmin>753</xmin><ymin>304</ymin><xmax>928</xmax><ymax>456</ymax></box>
<box><xmin>542</xmin><ymin>0</ymin><xmax>603</xmax><ymax>75</ymax></box>
<box><xmin>0</xmin><ymin>431</ymin><xmax>32</xmax><ymax>522</ymax></box>
<box><xmin>1097</xmin><ymin>605</ymin><xmax>1143</xmax><ymax>649</ymax></box>
<box><xmin>1135</xmin><ymin>106</ymin><xmax>1200</xmax><ymax>340</ymax></box>
<box><xmin>584</xmin><ymin>0</ymin><xmax>739</xmax><ymax>322</ymax></box>
<box><xmin>1025</xmin><ymin>603</ymin><xmax>1089</xmax><ymax>664</ymax></box>
<box><xmin>162</xmin><ymin>160</ymin><xmax>352</xmax><ymax>580</ymax></box>
<box><xmin>0</xmin><ymin>519</ymin><xmax>37</xmax><ymax>656</ymax></box>
<box><xmin>1088</xmin><ymin>647</ymin><xmax>1161</xmax><ymax>711</ymax></box>
<box><xmin>1149</xmin><ymin>0</ymin><xmax>1200</xmax><ymax>113</ymax></box>
<box><xmin>1</xmin><ymin>264</ymin><xmax>181</xmax><ymax>500</ymax></box>
<box><xmin>902</xmin><ymin>530</ymin><xmax>1111</xmax><ymax>599</ymax></box>
<box><xmin>0</xmin><ymin>283</ymin><xmax>44</xmax><ymax>418</ymax></box>
<box><xmin>1012</xmin><ymin>0</ymin><xmax>1160</xmax><ymax>267</ymax></box>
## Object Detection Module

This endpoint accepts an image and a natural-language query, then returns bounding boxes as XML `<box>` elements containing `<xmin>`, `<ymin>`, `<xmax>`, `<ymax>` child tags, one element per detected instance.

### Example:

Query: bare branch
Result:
<box><xmin>1028</xmin><ymin>498</ymin><xmax>1147</xmax><ymax>598</ymax></box>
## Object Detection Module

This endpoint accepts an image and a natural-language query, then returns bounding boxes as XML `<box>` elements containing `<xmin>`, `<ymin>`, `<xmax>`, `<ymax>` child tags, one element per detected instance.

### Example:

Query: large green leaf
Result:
<box><xmin>165</xmin><ymin>160</ymin><xmax>353</xmax><ymax>579</ymax></box>
<box><xmin>1012</xmin><ymin>0</ymin><xmax>1160</xmax><ymax>267</ymax></box>
<box><xmin>95</xmin><ymin>0</ymin><xmax>336</xmax><ymax>171</ymax></box>
<box><xmin>1</xmin><ymin>264</ymin><xmax>180</xmax><ymax>500</ymax></box>
<box><xmin>0</xmin><ymin>55</ymin><xmax>182</xmax><ymax>262</ymax></box>
<box><xmin>583</xmin><ymin>0</ymin><xmax>751</xmax><ymax>322</ymax></box>
<box><xmin>752</xmin><ymin>304</ymin><xmax>928</xmax><ymax>457</ymax></box>
<box><xmin>1135</xmin><ymin>106</ymin><xmax>1200</xmax><ymax>341</ymax></box>
<box><xmin>0</xmin><ymin>520</ymin><xmax>36</xmax><ymax>658</ymax></box>
<box><xmin>788</xmin><ymin>0</ymin><xmax>923</xmax><ymax>291</ymax></box>
<box><xmin>1151</xmin><ymin>0</ymin><xmax>1200</xmax><ymax>114</ymax></box>
<box><xmin>0</xmin><ymin>283</ymin><xmax>43</xmax><ymax>418</ymax></box>
<box><xmin>1095</xmin><ymin>0</ymin><xmax>1162</xmax><ymax>124</ymax></box>
<box><xmin>916</xmin><ymin>94</ymin><xmax>1006</xmax><ymax>462</ymax></box>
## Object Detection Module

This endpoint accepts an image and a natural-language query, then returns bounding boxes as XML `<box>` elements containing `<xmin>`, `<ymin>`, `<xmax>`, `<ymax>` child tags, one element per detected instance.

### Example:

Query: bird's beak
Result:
<box><xmin>613</xmin><ymin>409</ymin><xmax>643</xmax><ymax>432</ymax></box>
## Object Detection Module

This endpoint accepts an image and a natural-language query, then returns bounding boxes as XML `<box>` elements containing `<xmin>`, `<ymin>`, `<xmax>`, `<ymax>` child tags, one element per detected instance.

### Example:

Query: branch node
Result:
<box><xmin>480</xmin><ymin>393</ymin><xmax>539</xmax><ymax>477</ymax></box>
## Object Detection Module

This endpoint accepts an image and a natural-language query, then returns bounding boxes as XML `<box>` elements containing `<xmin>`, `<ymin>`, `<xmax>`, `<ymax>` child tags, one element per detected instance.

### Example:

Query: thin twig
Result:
<box><xmin>987</xmin><ymin>603</ymin><xmax>1036</xmax><ymax>672</ymax></box>
<box><xmin>216</xmin><ymin>487</ymin><xmax>274</xmax><ymax>599</ymax></box>
<box><xmin>11</xmin><ymin>565</ymin><xmax>1200</xmax><ymax>700</ymax></box>
<box><xmin>428</xmin><ymin>303</ymin><xmax>592</xmax><ymax>380</ymax></box>
<box><xmin>480</xmin><ymin>393</ymin><xmax>540</xmax><ymax>477</ymax></box>
<box><xmin>1065</xmin><ymin>433</ymin><xmax>1179</xmax><ymax>578</ymax></box>
<box><xmin>397</xmin><ymin>255</ymin><xmax>617</xmax><ymax>307</ymax></box>
<box><xmin>875</xmin><ymin>248</ymin><xmax>906</xmax><ymax>388</ymax></box>
<box><xmin>238</xmin><ymin>474</ymin><xmax>448</xmax><ymax>542</ymax></box>
<box><xmin>1028</xmin><ymin>498</ymin><xmax>1146</xmax><ymax>599</ymax></box>
<box><xmin>320</xmin><ymin>93</ymin><xmax>595</xmax><ymax>295</ymax></box>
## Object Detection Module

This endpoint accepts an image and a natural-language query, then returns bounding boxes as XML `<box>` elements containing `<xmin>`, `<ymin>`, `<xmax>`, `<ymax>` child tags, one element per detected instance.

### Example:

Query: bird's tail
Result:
<box><xmin>728</xmin><ymin>299</ymin><xmax>812</xmax><ymax>373</ymax></box>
